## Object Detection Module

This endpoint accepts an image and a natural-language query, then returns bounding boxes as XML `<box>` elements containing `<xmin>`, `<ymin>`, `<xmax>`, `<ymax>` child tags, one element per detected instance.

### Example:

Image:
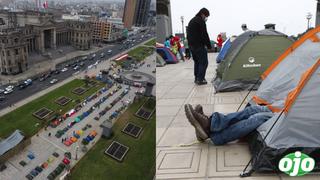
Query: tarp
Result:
<box><xmin>0</xmin><ymin>130</ymin><xmax>24</xmax><ymax>156</ymax></box>
<box><xmin>213</xmin><ymin>29</ymin><xmax>293</xmax><ymax>92</ymax></box>
<box><xmin>156</xmin><ymin>47</ymin><xmax>178</xmax><ymax>64</ymax></box>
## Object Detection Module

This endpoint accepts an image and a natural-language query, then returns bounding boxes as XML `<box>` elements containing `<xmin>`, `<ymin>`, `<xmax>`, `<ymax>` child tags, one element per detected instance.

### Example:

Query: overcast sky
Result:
<box><xmin>171</xmin><ymin>0</ymin><xmax>317</xmax><ymax>39</ymax></box>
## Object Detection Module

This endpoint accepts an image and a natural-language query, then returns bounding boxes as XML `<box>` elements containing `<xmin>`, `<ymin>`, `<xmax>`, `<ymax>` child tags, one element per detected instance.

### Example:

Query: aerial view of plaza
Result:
<box><xmin>0</xmin><ymin>0</ymin><xmax>156</xmax><ymax>179</ymax></box>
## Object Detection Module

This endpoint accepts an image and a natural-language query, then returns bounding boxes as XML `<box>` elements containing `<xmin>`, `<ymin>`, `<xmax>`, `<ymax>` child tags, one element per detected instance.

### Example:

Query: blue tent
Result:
<box><xmin>216</xmin><ymin>38</ymin><xmax>232</xmax><ymax>63</ymax></box>
<box><xmin>156</xmin><ymin>47</ymin><xmax>178</xmax><ymax>64</ymax></box>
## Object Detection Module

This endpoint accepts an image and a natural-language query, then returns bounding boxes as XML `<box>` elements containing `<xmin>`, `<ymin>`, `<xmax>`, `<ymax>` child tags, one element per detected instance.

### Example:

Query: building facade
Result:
<box><xmin>123</xmin><ymin>0</ymin><xmax>151</xmax><ymax>29</ymax></box>
<box><xmin>92</xmin><ymin>18</ymin><xmax>124</xmax><ymax>43</ymax></box>
<box><xmin>0</xmin><ymin>10</ymin><xmax>93</xmax><ymax>75</ymax></box>
<box><xmin>156</xmin><ymin>0</ymin><xmax>172</xmax><ymax>43</ymax></box>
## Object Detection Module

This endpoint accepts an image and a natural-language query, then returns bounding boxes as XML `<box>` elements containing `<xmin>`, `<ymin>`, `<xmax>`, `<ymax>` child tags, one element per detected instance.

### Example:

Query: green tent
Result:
<box><xmin>213</xmin><ymin>28</ymin><xmax>293</xmax><ymax>92</ymax></box>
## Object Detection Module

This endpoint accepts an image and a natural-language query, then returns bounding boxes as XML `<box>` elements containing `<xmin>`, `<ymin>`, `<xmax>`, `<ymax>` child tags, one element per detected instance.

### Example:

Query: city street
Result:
<box><xmin>0</xmin><ymin>32</ymin><xmax>155</xmax><ymax>110</ymax></box>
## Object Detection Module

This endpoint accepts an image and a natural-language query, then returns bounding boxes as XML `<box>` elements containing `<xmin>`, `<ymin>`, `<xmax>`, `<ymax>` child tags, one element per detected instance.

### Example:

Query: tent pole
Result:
<box><xmin>240</xmin><ymin>109</ymin><xmax>285</xmax><ymax>177</ymax></box>
<box><xmin>236</xmin><ymin>78</ymin><xmax>261</xmax><ymax>112</ymax></box>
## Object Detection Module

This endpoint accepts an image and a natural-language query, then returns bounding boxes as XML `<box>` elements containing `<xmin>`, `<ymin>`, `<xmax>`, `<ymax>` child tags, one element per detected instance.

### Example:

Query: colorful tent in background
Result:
<box><xmin>216</xmin><ymin>38</ymin><xmax>232</xmax><ymax>63</ymax></box>
<box><xmin>156</xmin><ymin>47</ymin><xmax>178</xmax><ymax>64</ymax></box>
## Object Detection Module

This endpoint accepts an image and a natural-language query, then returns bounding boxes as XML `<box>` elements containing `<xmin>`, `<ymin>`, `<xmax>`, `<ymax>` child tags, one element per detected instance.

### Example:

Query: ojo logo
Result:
<box><xmin>278</xmin><ymin>151</ymin><xmax>315</xmax><ymax>176</ymax></box>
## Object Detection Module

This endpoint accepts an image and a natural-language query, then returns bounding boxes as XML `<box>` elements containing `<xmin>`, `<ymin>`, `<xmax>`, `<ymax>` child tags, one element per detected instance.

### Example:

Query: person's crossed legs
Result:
<box><xmin>184</xmin><ymin>104</ymin><xmax>273</xmax><ymax>145</ymax></box>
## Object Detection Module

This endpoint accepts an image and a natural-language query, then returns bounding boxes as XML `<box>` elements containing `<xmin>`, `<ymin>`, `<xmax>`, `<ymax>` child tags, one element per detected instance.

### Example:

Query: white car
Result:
<box><xmin>73</xmin><ymin>66</ymin><xmax>80</xmax><ymax>70</ymax></box>
<box><xmin>100</xmin><ymin>53</ymin><xmax>105</xmax><ymax>58</ymax></box>
<box><xmin>0</xmin><ymin>89</ymin><xmax>5</xmax><ymax>94</ymax></box>
<box><xmin>91</xmin><ymin>54</ymin><xmax>96</xmax><ymax>59</ymax></box>
<box><xmin>61</xmin><ymin>68</ymin><xmax>68</xmax><ymax>72</ymax></box>
<box><xmin>50</xmin><ymin>79</ymin><xmax>58</xmax><ymax>84</ymax></box>
<box><xmin>107</xmin><ymin>50</ymin><xmax>112</xmax><ymax>54</ymax></box>
<box><xmin>88</xmin><ymin>65</ymin><xmax>94</xmax><ymax>69</ymax></box>
<box><xmin>5</xmin><ymin>85</ymin><xmax>14</xmax><ymax>91</ymax></box>
<box><xmin>4</xmin><ymin>88</ymin><xmax>13</xmax><ymax>94</ymax></box>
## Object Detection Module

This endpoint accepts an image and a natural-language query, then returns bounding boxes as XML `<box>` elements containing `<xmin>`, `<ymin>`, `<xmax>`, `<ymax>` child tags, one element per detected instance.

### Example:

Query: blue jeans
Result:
<box><xmin>190</xmin><ymin>47</ymin><xmax>208</xmax><ymax>81</ymax></box>
<box><xmin>210</xmin><ymin>105</ymin><xmax>273</xmax><ymax>145</ymax></box>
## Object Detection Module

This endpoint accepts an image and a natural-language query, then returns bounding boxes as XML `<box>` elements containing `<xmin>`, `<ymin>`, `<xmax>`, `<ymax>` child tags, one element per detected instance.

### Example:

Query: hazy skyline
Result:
<box><xmin>171</xmin><ymin>0</ymin><xmax>317</xmax><ymax>39</ymax></box>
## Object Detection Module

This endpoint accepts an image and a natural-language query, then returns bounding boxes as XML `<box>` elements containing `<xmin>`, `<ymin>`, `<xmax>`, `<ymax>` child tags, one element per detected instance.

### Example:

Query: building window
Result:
<box><xmin>15</xmin><ymin>49</ymin><xmax>19</xmax><ymax>55</ymax></box>
<box><xmin>8</xmin><ymin>60</ymin><xmax>10</xmax><ymax>65</ymax></box>
<box><xmin>7</xmin><ymin>50</ymin><xmax>10</xmax><ymax>56</ymax></box>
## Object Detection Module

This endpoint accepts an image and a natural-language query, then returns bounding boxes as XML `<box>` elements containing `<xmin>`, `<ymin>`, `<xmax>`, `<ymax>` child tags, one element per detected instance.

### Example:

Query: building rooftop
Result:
<box><xmin>156</xmin><ymin>53</ymin><xmax>320</xmax><ymax>179</ymax></box>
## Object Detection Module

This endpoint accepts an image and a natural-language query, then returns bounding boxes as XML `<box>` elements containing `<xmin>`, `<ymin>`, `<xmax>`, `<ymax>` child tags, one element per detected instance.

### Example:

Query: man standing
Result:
<box><xmin>187</xmin><ymin>8</ymin><xmax>212</xmax><ymax>85</ymax></box>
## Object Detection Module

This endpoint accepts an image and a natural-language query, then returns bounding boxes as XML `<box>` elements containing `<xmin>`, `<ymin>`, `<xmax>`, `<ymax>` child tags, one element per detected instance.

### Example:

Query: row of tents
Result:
<box><xmin>220</xmin><ymin>26</ymin><xmax>320</xmax><ymax>173</ymax></box>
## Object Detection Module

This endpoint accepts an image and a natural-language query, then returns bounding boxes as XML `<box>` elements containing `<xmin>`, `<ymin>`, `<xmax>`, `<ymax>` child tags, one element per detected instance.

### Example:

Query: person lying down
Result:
<box><xmin>184</xmin><ymin>104</ymin><xmax>274</xmax><ymax>145</ymax></box>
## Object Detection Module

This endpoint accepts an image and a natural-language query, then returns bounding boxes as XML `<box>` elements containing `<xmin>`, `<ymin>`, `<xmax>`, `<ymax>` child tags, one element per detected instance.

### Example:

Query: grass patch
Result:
<box><xmin>70</xmin><ymin>97</ymin><xmax>155</xmax><ymax>180</ymax></box>
<box><xmin>0</xmin><ymin>79</ymin><xmax>105</xmax><ymax>138</ymax></box>
<box><xmin>128</xmin><ymin>46</ymin><xmax>154</xmax><ymax>62</ymax></box>
<box><xmin>144</xmin><ymin>38</ymin><xmax>155</xmax><ymax>46</ymax></box>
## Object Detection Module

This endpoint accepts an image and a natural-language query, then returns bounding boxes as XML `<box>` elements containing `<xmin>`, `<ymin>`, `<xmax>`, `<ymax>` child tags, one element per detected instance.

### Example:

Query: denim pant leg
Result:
<box><xmin>210</xmin><ymin>112</ymin><xmax>274</xmax><ymax>145</ymax></box>
<box><xmin>210</xmin><ymin>105</ymin><xmax>271</xmax><ymax>132</ymax></box>
<box><xmin>191</xmin><ymin>48</ymin><xmax>200</xmax><ymax>80</ymax></box>
<box><xmin>197</xmin><ymin>48</ymin><xmax>208</xmax><ymax>81</ymax></box>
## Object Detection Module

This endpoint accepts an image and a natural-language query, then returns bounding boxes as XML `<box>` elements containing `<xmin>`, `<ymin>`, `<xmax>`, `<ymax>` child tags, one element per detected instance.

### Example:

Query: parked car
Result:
<box><xmin>61</xmin><ymin>68</ymin><xmax>68</xmax><ymax>72</ymax></box>
<box><xmin>50</xmin><ymin>79</ymin><xmax>58</xmax><ymax>84</ymax></box>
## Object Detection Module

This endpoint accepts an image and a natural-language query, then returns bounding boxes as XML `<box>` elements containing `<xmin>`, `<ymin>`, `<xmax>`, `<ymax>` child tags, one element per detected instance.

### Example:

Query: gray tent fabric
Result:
<box><xmin>156</xmin><ymin>53</ymin><xmax>166</xmax><ymax>67</ymax></box>
<box><xmin>0</xmin><ymin>130</ymin><xmax>24</xmax><ymax>156</ymax></box>
<box><xmin>253</xmin><ymin>31</ymin><xmax>320</xmax><ymax>110</ymax></box>
<box><xmin>257</xmin><ymin>60</ymin><xmax>320</xmax><ymax>149</ymax></box>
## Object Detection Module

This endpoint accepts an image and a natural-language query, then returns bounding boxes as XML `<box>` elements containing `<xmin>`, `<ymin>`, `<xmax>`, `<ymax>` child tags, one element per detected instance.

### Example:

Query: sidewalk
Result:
<box><xmin>156</xmin><ymin>53</ymin><xmax>319</xmax><ymax>180</ymax></box>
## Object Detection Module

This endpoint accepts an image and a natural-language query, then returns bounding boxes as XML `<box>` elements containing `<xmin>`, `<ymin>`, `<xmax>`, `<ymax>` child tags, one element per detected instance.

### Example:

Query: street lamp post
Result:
<box><xmin>307</xmin><ymin>12</ymin><xmax>313</xmax><ymax>30</ymax></box>
<box><xmin>180</xmin><ymin>16</ymin><xmax>184</xmax><ymax>39</ymax></box>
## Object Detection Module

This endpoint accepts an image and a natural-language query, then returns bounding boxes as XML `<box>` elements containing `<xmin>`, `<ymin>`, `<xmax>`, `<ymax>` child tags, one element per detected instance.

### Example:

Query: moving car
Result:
<box><xmin>4</xmin><ymin>88</ymin><xmax>13</xmax><ymax>94</ymax></box>
<box><xmin>100</xmin><ymin>53</ymin><xmax>105</xmax><ymax>58</ymax></box>
<box><xmin>0</xmin><ymin>89</ymin><xmax>5</xmax><ymax>94</ymax></box>
<box><xmin>50</xmin><ymin>79</ymin><xmax>58</xmax><ymax>84</ymax></box>
<box><xmin>5</xmin><ymin>85</ymin><xmax>14</xmax><ymax>91</ymax></box>
<box><xmin>91</xmin><ymin>54</ymin><xmax>96</xmax><ymax>59</ymax></box>
<box><xmin>82</xmin><ymin>56</ymin><xmax>88</xmax><ymax>61</ymax></box>
<box><xmin>61</xmin><ymin>68</ymin><xmax>68</xmax><ymax>72</ymax></box>
<box><xmin>73</xmin><ymin>66</ymin><xmax>80</xmax><ymax>71</ymax></box>
<box><xmin>107</xmin><ymin>49</ymin><xmax>112</xmax><ymax>55</ymax></box>
<box><xmin>24</xmin><ymin>79</ymin><xmax>32</xmax><ymax>86</ymax></box>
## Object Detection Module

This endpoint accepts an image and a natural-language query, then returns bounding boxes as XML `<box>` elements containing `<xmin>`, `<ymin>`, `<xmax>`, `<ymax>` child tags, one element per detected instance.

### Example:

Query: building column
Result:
<box><xmin>40</xmin><ymin>31</ymin><xmax>45</xmax><ymax>53</ymax></box>
<box><xmin>52</xmin><ymin>28</ymin><xmax>57</xmax><ymax>49</ymax></box>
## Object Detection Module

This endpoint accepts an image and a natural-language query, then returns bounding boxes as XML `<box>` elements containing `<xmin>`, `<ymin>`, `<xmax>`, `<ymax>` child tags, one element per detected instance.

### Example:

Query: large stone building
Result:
<box><xmin>123</xmin><ymin>0</ymin><xmax>151</xmax><ymax>29</ymax></box>
<box><xmin>0</xmin><ymin>10</ymin><xmax>93</xmax><ymax>75</ymax></box>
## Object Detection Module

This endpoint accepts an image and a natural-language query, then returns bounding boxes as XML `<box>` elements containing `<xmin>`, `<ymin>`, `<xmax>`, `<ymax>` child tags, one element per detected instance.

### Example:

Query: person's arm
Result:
<box><xmin>200</xmin><ymin>21</ymin><xmax>212</xmax><ymax>49</ymax></box>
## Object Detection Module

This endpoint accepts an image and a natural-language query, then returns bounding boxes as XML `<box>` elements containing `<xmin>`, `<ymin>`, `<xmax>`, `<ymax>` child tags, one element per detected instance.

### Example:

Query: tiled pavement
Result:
<box><xmin>156</xmin><ymin>53</ymin><xmax>320</xmax><ymax>180</ymax></box>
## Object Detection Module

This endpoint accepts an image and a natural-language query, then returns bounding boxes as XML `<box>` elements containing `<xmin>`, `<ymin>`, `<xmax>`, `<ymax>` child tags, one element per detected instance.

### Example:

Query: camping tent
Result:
<box><xmin>216</xmin><ymin>38</ymin><xmax>232</xmax><ymax>63</ymax></box>
<box><xmin>248</xmin><ymin>59</ymin><xmax>320</xmax><ymax>172</ymax></box>
<box><xmin>251</xmin><ymin>26</ymin><xmax>320</xmax><ymax>111</ymax></box>
<box><xmin>213</xmin><ymin>29</ymin><xmax>293</xmax><ymax>92</ymax></box>
<box><xmin>156</xmin><ymin>53</ymin><xmax>166</xmax><ymax>67</ymax></box>
<box><xmin>156</xmin><ymin>47</ymin><xmax>178</xmax><ymax>64</ymax></box>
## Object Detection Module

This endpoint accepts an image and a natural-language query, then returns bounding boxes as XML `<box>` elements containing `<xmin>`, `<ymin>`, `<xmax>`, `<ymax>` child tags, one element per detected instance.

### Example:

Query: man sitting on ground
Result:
<box><xmin>184</xmin><ymin>104</ymin><xmax>274</xmax><ymax>145</ymax></box>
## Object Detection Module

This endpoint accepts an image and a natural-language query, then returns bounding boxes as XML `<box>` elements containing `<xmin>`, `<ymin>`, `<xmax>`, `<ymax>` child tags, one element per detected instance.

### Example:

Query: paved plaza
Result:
<box><xmin>156</xmin><ymin>53</ymin><xmax>320</xmax><ymax>180</ymax></box>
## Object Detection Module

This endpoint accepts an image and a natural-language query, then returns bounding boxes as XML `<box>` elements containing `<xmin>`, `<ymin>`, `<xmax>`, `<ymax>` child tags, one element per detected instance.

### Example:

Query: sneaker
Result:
<box><xmin>184</xmin><ymin>104</ymin><xmax>209</xmax><ymax>140</ymax></box>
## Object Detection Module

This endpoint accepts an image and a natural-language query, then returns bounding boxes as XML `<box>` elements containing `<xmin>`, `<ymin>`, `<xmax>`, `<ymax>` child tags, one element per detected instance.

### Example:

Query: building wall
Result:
<box><xmin>156</xmin><ymin>0</ymin><xmax>172</xmax><ymax>43</ymax></box>
<box><xmin>0</xmin><ymin>30</ymin><xmax>28</xmax><ymax>75</ymax></box>
<box><xmin>134</xmin><ymin>0</ymin><xmax>151</xmax><ymax>27</ymax></box>
<box><xmin>123</xmin><ymin>0</ymin><xmax>138</xmax><ymax>29</ymax></box>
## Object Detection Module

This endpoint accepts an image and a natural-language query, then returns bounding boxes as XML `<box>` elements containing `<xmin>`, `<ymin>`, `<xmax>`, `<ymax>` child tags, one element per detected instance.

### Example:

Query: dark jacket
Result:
<box><xmin>187</xmin><ymin>15</ymin><xmax>212</xmax><ymax>50</ymax></box>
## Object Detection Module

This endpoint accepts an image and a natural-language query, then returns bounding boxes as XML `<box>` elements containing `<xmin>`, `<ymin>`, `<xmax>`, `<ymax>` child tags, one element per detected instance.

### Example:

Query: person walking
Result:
<box><xmin>187</xmin><ymin>8</ymin><xmax>212</xmax><ymax>85</ymax></box>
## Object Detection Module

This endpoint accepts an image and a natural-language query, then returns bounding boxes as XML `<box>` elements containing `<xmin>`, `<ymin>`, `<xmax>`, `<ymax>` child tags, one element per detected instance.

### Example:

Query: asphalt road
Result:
<box><xmin>0</xmin><ymin>31</ymin><xmax>155</xmax><ymax>110</ymax></box>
